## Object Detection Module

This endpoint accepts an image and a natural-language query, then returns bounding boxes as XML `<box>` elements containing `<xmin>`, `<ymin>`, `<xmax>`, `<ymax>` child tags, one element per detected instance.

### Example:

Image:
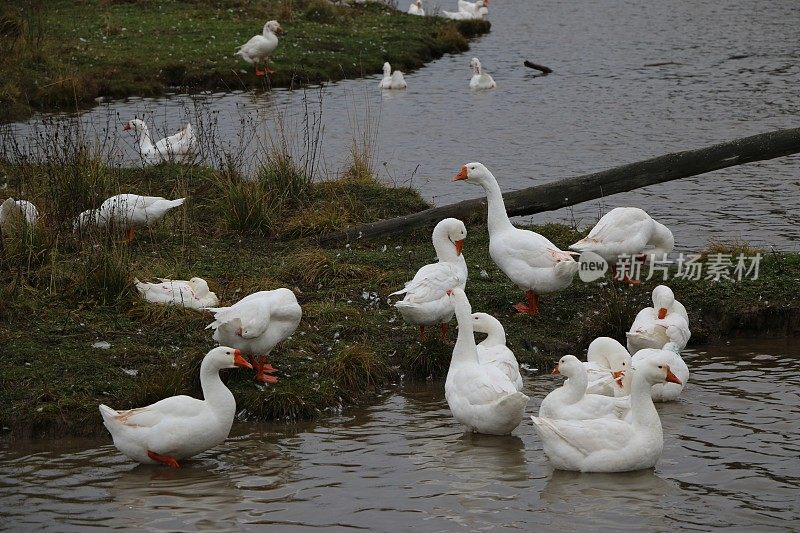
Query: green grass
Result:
<box><xmin>1</xmin><ymin>160</ymin><xmax>799</xmax><ymax>437</ymax></box>
<box><xmin>0</xmin><ymin>0</ymin><xmax>490</xmax><ymax>121</ymax></box>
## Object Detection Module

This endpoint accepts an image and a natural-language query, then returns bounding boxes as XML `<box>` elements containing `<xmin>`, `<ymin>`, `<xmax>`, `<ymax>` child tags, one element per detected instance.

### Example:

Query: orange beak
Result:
<box><xmin>453</xmin><ymin>166</ymin><xmax>468</xmax><ymax>181</ymax></box>
<box><xmin>612</xmin><ymin>370</ymin><xmax>625</xmax><ymax>387</ymax></box>
<box><xmin>276</xmin><ymin>26</ymin><xmax>284</xmax><ymax>34</ymax></box>
<box><xmin>665</xmin><ymin>365</ymin><xmax>682</xmax><ymax>385</ymax></box>
<box><xmin>551</xmin><ymin>365</ymin><xmax>560</xmax><ymax>375</ymax></box>
<box><xmin>233</xmin><ymin>349</ymin><xmax>252</xmax><ymax>369</ymax></box>
<box><xmin>658</xmin><ymin>307</ymin><xmax>668</xmax><ymax>320</ymax></box>
<box><xmin>455</xmin><ymin>239</ymin><xmax>464</xmax><ymax>255</ymax></box>
<box><xmin>122</xmin><ymin>122</ymin><xmax>131</xmax><ymax>131</ymax></box>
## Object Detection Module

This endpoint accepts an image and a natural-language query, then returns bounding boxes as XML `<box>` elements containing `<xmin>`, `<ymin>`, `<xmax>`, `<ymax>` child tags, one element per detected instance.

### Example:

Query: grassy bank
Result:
<box><xmin>1</xmin><ymin>157</ymin><xmax>799</xmax><ymax>438</ymax></box>
<box><xmin>0</xmin><ymin>0</ymin><xmax>490</xmax><ymax>122</ymax></box>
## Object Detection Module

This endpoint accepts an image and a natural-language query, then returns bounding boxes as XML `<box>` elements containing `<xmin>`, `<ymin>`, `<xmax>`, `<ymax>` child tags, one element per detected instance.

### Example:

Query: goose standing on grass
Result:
<box><xmin>123</xmin><ymin>119</ymin><xmax>197</xmax><ymax>165</ymax></box>
<box><xmin>408</xmin><ymin>0</ymin><xmax>425</xmax><ymax>15</ymax></box>
<box><xmin>453</xmin><ymin>162</ymin><xmax>578</xmax><ymax>316</ymax></box>
<box><xmin>235</xmin><ymin>20</ymin><xmax>283</xmax><ymax>76</ymax></box>
<box><xmin>583</xmin><ymin>336</ymin><xmax>632</xmax><ymax>396</ymax></box>
<box><xmin>391</xmin><ymin>218</ymin><xmax>468</xmax><ymax>341</ymax></box>
<box><xmin>469</xmin><ymin>57</ymin><xmax>496</xmax><ymax>90</ymax></box>
<box><xmin>134</xmin><ymin>277</ymin><xmax>219</xmax><ymax>309</ymax></box>
<box><xmin>615</xmin><ymin>342</ymin><xmax>689</xmax><ymax>402</ymax></box>
<box><xmin>569</xmin><ymin>207</ymin><xmax>674</xmax><ymax>284</ymax></box>
<box><xmin>0</xmin><ymin>197</ymin><xmax>38</xmax><ymax>228</ymax></box>
<box><xmin>379</xmin><ymin>62</ymin><xmax>407</xmax><ymax>89</ymax></box>
<box><xmin>472</xmin><ymin>312</ymin><xmax>523</xmax><ymax>391</ymax></box>
<box><xmin>99</xmin><ymin>346</ymin><xmax>253</xmax><ymax>468</ymax></box>
<box><xmin>445</xmin><ymin>288</ymin><xmax>529</xmax><ymax>435</ymax></box>
<box><xmin>74</xmin><ymin>194</ymin><xmax>186</xmax><ymax>242</ymax></box>
<box><xmin>627</xmin><ymin>285</ymin><xmax>690</xmax><ymax>354</ymax></box>
<box><xmin>531</xmin><ymin>355</ymin><xmax>682</xmax><ymax>472</ymax></box>
<box><xmin>205</xmin><ymin>288</ymin><xmax>301</xmax><ymax>383</ymax></box>
<box><xmin>539</xmin><ymin>355</ymin><xmax>630</xmax><ymax>420</ymax></box>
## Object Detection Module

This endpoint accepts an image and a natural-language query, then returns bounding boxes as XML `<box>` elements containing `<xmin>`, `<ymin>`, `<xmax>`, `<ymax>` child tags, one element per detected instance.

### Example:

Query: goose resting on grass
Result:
<box><xmin>134</xmin><ymin>277</ymin><xmax>219</xmax><ymax>309</ymax></box>
<box><xmin>0</xmin><ymin>197</ymin><xmax>38</xmax><ymax>228</ymax></box>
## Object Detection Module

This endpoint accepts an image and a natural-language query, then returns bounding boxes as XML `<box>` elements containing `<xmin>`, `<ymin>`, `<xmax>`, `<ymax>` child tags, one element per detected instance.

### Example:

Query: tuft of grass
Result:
<box><xmin>702</xmin><ymin>238</ymin><xmax>766</xmax><ymax>259</ymax></box>
<box><xmin>327</xmin><ymin>343</ymin><xmax>389</xmax><ymax>393</ymax></box>
<box><xmin>401</xmin><ymin>340</ymin><xmax>452</xmax><ymax>380</ymax></box>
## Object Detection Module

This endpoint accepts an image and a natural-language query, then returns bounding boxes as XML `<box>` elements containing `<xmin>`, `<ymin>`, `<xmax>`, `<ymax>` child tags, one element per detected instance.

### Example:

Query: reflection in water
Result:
<box><xmin>1</xmin><ymin>339</ymin><xmax>799</xmax><ymax>529</ymax></box>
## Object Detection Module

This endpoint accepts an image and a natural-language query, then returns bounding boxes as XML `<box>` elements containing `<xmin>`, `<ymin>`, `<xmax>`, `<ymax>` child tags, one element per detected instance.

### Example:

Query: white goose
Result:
<box><xmin>206</xmin><ymin>288</ymin><xmax>301</xmax><ymax>383</ymax></box>
<box><xmin>446</xmin><ymin>288</ymin><xmax>529</xmax><ymax>435</ymax></box>
<box><xmin>615</xmin><ymin>342</ymin><xmax>689</xmax><ymax>402</ymax></box>
<box><xmin>453</xmin><ymin>162</ymin><xmax>578</xmax><ymax>316</ymax></box>
<box><xmin>443</xmin><ymin>0</ymin><xmax>488</xmax><ymax>19</ymax></box>
<box><xmin>99</xmin><ymin>346</ymin><xmax>252</xmax><ymax>468</ymax></box>
<box><xmin>391</xmin><ymin>218</ymin><xmax>468</xmax><ymax>341</ymax></box>
<box><xmin>458</xmin><ymin>0</ymin><xmax>489</xmax><ymax>15</ymax></box>
<box><xmin>134</xmin><ymin>277</ymin><xmax>219</xmax><ymax>309</ymax></box>
<box><xmin>123</xmin><ymin>119</ymin><xmax>197</xmax><ymax>165</ymax></box>
<box><xmin>583</xmin><ymin>336</ymin><xmax>632</xmax><ymax>396</ymax></box>
<box><xmin>531</xmin><ymin>354</ymin><xmax>683</xmax><ymax>472</ymax></box>
<box><xmin>408</xmin><ymin>0</ymin><xmax>425</xmax><ymax>15</ymax></box>
<box><xmin>627</xmin><ymin>285</ymin><xmax>690</xmax><ymax>354</ymax></box>
<box><xmin>235</xmin><ymin>20</ymin><xmax>283</xmax><ymax>76</ymax></box>
<box><xmin>472</xmin><ymin>312</ymin><xmax>523</xmax><ymax>391</ymax></box>
<box><xmin>539</xmin><ymin>355</ymin><xmax>629</xmax><ymax>420</ymax></box>
<box><xmin>469</xmin><ymin>57</ymin><xmax>496</xmax><ymax>90</ymax></box>
<box><xmin>0</xmin><ymin>197</ymin><xmax>38</xmax><ymax>228</ymax></box>
<box><xmin>379</xmin><ymin>62</ymin><xmax>407</xmax><ymax>89</ymax></box>
<box><xmin>74</xmin><ymin>194</ymin><xmax>185</xmax><ymax>241</ymax></box>
<box><xmin>569</xmin><ymin>207</ymin><xmax>674</xmax><ymax>284</ymax></box>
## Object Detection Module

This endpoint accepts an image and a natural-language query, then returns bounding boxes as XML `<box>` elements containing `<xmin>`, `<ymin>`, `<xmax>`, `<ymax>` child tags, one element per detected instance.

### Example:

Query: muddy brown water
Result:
<box><xmin>1</xmin><ymin>339</ymin><xmax>798</xmax><ymax>531</ymax></box>
<box><xmin>4</xmin><ymin>0</ymin><xmax>800</xmax><ymax>251</ymax></box>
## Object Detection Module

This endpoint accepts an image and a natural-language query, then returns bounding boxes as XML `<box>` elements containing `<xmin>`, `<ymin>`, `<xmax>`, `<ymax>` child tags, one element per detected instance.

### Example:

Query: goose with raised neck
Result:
<box><xmin>453</xmin><ymin>162</ymin><xmax>578</xmax><ymax>316</ymax></box>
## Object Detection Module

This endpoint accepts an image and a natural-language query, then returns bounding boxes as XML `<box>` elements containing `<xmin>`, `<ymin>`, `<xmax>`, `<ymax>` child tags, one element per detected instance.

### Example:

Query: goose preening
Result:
<box><xmin>74</xmin><ymin>194</ymin><xmax>186</xmax><ymax>241</ymax></box>
<box><xmin>445</xmin><ymin>288</ymin><xmax>529</xmax><ymax>435</ymax></box>
<box><xmin>469</xmin><ymin>57</ymin><xmax>496</xmax><ymax>90</ymax></box>
<box><xmin>235</xmin><ymin>20</ymin><xmax>283</xmax><ymax>76</ymax></box>
<box><xmin>583</xmin><ymin>336</ymin><xmax>632</xmax><ymax>396</ymax></box>
<box><xmin>616</xmin><ymin>342</ymin><xmax>689</xmax><ymax>402</ymax></box>
<box><xmin>379</xmin><ymin>62</ymin><xmax>408</xmax><ymax>89</ymax></box>
<box><xmin>123</xmin><ymin>119</ymin><xmax>196</xmax><ymax>165</ymax></box>
<box><xmin>408</xmin><ymin>0</ymin><xmax>425</xmax><ymax>15</ymax></box>
<box><xmin>391</xmin><ymin>218</ymin><xmax>468</xmax><ymax>341</ymax></box>
<box><xmin>0</xmin><ymin>197</ymin><xmax>38</xmax><ymax>228</ymax></box>
<box><xmin>134</xmin><ymin>277</ymin><xmax>219</xmax><ymax>309</ymax></box>
<box><xmin>99</xmin><ymin>346</ymin><xmax>253</xmax><ymax>468</ymax></box>
<box><xmin>569</xmin><ymin>207</ymin><xmax>674</xmax><ymax>284</ymax></box>
<box><xmin>453</xmin><ymin>162</ymin><xmax>578</xmax><ymax>316</ymax></box>
<box><xmin>205</xmin><ymin>288</ymin><xmax>302</xmax><ymax>383</ymax></box>
<box><xmin>627</xmin><ymin>285</ymin><xmax>690</xmax><ymax>354</ymax></box>
<box><xmin>531</xmin><ymin>354</ymin><xmax>682</xmax><ymax>472</ymax></box>
<box><xmin>539</xmin><ymin>355</ymin><xmax>630</xmax><ymax>420</ymax></box>
<box><xmin>472</xmin><ymin>312</ymin><xmax>523</xmax><ymax>391</ymax></box>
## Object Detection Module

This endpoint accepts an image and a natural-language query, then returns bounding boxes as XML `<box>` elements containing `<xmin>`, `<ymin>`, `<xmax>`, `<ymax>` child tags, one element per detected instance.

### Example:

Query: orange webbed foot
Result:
<box><xmin>147</xmin><ymin>450</ymin><xmax>180</xmax><ymax>468</ymax></box>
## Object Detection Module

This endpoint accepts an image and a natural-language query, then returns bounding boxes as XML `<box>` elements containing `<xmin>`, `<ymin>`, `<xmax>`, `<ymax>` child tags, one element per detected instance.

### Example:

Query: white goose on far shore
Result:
<box><xmin>235</xmin><ymin>20</ymin><xmax>283</xmax><ymax>76</ymax></box>
<box><xmin>408</xmin><ymin>0</ymin><xmax>425</xmax><ymax>15</ymax></box>
<box><xmin>379</xmin><ymin>62</ymin><xmax>407</xmax><ymax>89</ymax></box>
<box><xmin>123</xmin><ymin>119</ymin><xmax>197</xmax><ymax>165</ymax></box>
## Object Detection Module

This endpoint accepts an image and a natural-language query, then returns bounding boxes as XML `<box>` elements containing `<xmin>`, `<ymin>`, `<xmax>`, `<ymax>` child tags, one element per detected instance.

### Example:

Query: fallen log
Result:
<box><xmin>523</xmin><ymin>60</ymin><xmax>553</xmax><ymax>74</ymax></box>
<box><xmin>318</xmin><ymin>127</ymin><xmax>800</xmax><ymax>244</ymax></box>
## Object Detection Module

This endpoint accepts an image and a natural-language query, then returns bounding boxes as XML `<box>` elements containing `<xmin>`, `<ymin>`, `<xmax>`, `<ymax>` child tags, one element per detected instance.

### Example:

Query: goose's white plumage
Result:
<box><xmin>134</xmin><ymin>277</ymin><xmax>219</xmax><ymax>309</ymax></box>
<box><xmin>379</xmin><ymin>62</ymin><xmax>407</xmax><ymax>89</ymax></box>
<box><xmin>408</xmin><ymin>0</ymin><xmax>425</xmax><ymax>15</ymax></box>
<box><xmin>446</xmin><ymin>288</ymin><xmax>529</xmax><ymax>435</ymax></box>
<box><xmin>472</xmin><ymin>312</ymin><xmax>523</xmax><ymax>391</ymax></box>
<box><xmin>583</xmin><ymin>336</ymin><xmax>632</xmax><ymax>396</ymax></box>
<box><xmin>205</xmin><ymin>288</ymin><xmax>301</xmax><ymax>382</ymax></box>
<box><xmin>0</xmin><ymin>197</ymin><xmax>38</xmax><ymax>227</ymax></box>
<box><xmin>442</xmin><ymin>0</ymin><xmax>488</xmax><ymax>19</ymax></box>
<box><xmin>123</xmin><ymin>119</ymin><xmax>196</xmax><ymax>165</ymax></box>
<box><xmin>627</xmin><ymin>285</ymin><xmax>691</xmax><ymax>354</ymax></box>
<box><xmin>616</xmin><ymin>342</ymin><xmax>689</xmax><ymax>402</ymax></box>
<box><xmin>569</xmin><ymin>207</ymin><xmax>674</xmax><ymax>264</ymax></box>
<box><xmin>540</xmin><ymin>355</ymin><xmax>630</xmax><ymax>420</ymax></box>
<box><xmin>454</xmin><ymin>162</ymin><xmax>578</xmax><ymax>316</ymax></box>
<box><xmin>74</xmin><ymin>194</ymin><xmax>185</xmax><ymax>236</ymax></box>
<box><xmin>99</xmin><ymin>346</ymin><xmax>252</xmax><ymax>467</ymax></box>
<box><xmin>235</xmin><ymin>20</ymin><xmax>282</xmax><ymax>76</ymax></box>
<box><xmin>531</xmin><ymin>355</ymin><xmax>683</xmax><ymax>472</ymax></box>
<box><xmin>391</xmin><ymin>218</ymin><xmax>467</xmax><ymax>338</ymax></box>
<box><xmin>469</xmin><ymin>57</ymin><xmax>496</xmax><ymax>90</ymax></box>
<box><xmin>458</xmin><ymin>0</ymin><xmax>488</xmax><ymax>15</ymax></box>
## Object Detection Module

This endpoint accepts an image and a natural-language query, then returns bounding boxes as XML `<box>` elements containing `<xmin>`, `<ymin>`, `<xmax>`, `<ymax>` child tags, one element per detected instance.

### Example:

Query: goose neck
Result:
<box><xmin>199</xmin><ymin>358</ymin><xmax>236</xmax><ymax>418</ymax></box>
<box><xmin>480</xmin><ymin>176</ymin><xmax>515</xmax><ymax>234</ymax></box>
<box><xmin>452</xmin><ymin>303</ymin><xmax>479</xmax><ymax>366</ymax></box>
<box><xmin>629</xmin><ymin>373</ymin><xmax>659</xmax><ymax>428</ymax></box>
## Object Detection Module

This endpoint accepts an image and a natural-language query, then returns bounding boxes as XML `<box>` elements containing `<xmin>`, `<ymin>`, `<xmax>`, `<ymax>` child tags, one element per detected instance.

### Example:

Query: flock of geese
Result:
<box><xmin>0</xmin><ymin>2</ymin><xmax>696</xmax><ymax>475</ymax></box>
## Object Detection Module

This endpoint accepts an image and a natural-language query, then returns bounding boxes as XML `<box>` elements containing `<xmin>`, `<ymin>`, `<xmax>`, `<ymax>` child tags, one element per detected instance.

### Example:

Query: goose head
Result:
<box><xmin>651</xmin><ymin>285</ymin><xmax>675</xmax><ymax>319</ymax></box>
<box><xmin>122</xmin><ymin>118</ymin><xmax>147</xmax><ymax>132</ymax></box>
<box><xmin>415</xmin><ymin>0</ymin><xmax>423</xmax><ymax>7</ymax></box>
<box><xmin>188</xmin><ymin>277</ymin><xmax>211</xmax><ymax>296</ymax></box>
<box><xmin>206</xmin><ymin>346</ymin><xmax>253</xmax><ymax>371</ymax></box>
<box><xmin>551</xmin><ymin>354</ymin><xmax>583</xmax><ymax>377</ymax></box>
<box><xmin>470</xmin><ymin>312</ymin><xmax>503</xmax><ymax>336</ymax></box>
<box><xmin>263</xmin><ymin>20</ymin><xmax>283</xmax><ymax>35</ymax></box>
<box><xmin>382</xmin><ymin>62</ymin><xmax>392</xmax><ymax>77</ymax></box>
<box><xmin>469</xmin><ymin>57</ymin><xmax>482</xmax><ymax>75</ymax></box>
<box><xmin>586</xmin><ymin>336</ymin><xmax>631</xmax><ymax>372</ymax></box>
<box><xmin>453</xmin><ymin>161</ymin><xmax>494</xmax><ymax>187</ymax></box>
<box><xmin>432</xmin><ymin>217</ymin><xmax>467</xmax><ymax>257</ymax></box>
<box><xmin>632</xmin><ymin>356</ymin><xmax>683</xmax><ymax>386</ymax></box>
